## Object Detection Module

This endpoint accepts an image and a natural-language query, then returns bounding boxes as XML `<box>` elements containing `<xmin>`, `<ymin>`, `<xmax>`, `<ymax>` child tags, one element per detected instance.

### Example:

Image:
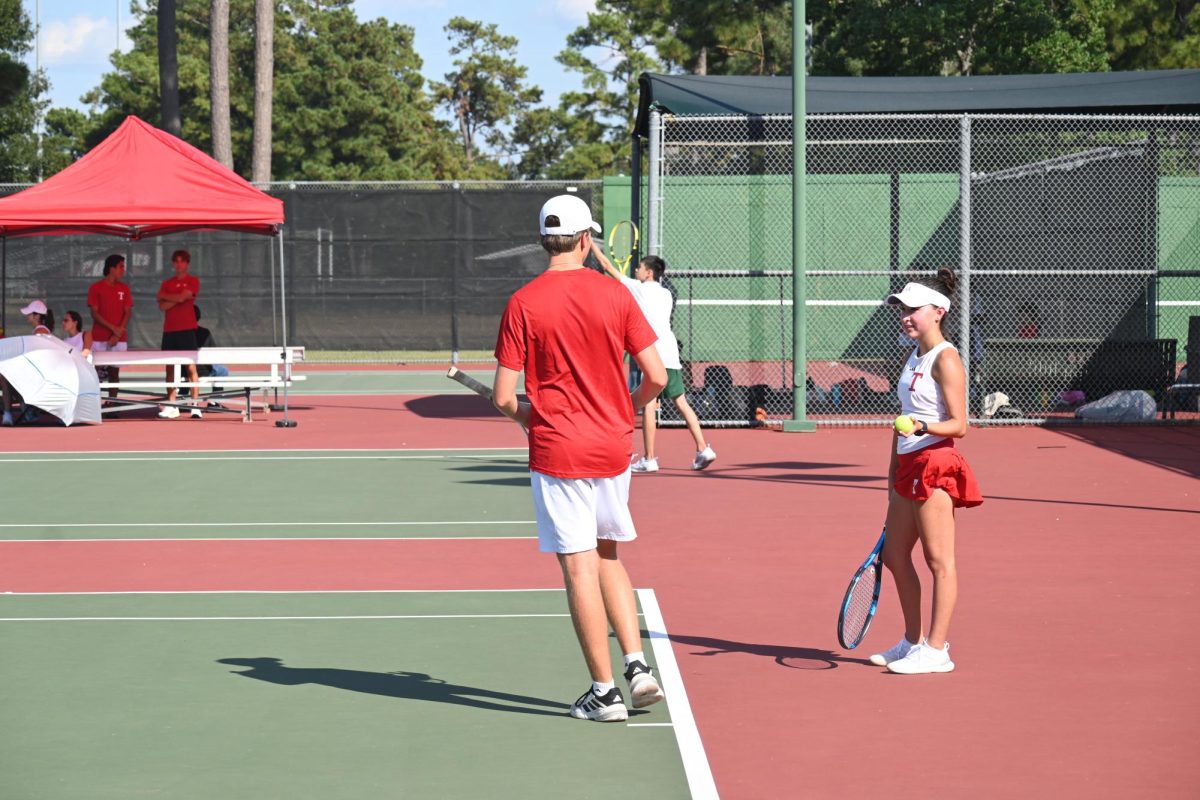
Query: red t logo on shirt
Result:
<box><xmin>908</xmin><ymin>372</ymin><xmax>924</xmax><ymax>391</ymax></box>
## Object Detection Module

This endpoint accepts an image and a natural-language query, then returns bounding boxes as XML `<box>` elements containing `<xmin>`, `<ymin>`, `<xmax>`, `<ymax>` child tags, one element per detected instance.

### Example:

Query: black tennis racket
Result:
<box><xmin>837</xmin><ymin>527</ymin><xmax>885</xmax><ymax>649</ymax></box>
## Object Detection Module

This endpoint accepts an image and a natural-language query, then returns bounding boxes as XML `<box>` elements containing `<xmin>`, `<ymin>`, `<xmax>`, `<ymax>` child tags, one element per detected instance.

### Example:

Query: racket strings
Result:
<box><xmin>841</xmin><ymin>564</ymin><xmax>878</xmax><ymax>644</ymax></box>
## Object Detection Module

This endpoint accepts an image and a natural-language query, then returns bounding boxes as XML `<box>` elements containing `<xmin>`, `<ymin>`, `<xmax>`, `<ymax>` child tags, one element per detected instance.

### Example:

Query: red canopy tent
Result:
<box><xmin>0</xmin><ymin>116</ymin><xmax>296</xmax><ymax>424</ymax></box>
<box><xmin>0</xmin><ymin>115</ymin><xmax>282</xmax><ymax>238</ymax></box>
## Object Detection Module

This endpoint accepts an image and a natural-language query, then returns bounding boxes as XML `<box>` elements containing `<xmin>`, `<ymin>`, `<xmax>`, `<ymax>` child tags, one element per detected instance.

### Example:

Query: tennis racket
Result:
<box><xmin>607</xmin><ymin>219</ymin><xmax>639</xmax><ymax>276</ymax></box>
<box><xmin>447</xmin><ymin>366</ymin><xmax>529</xmax><ymax>435</ymax></box>
<box><xmin>446</xmin><ymin>365</ymin><xmax>493</xmax><ymax>398</ymax></box>
<box><xmin>836</xmin><ymin>527</ymin><xmax>885</xmax><ymax>649</ymax></box>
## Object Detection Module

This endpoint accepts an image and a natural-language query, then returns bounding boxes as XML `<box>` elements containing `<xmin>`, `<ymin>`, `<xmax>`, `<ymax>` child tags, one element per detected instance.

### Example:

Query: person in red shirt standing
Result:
<box><xmin>493</xmin><ymin>195</ymin><xmax>668</xmax><ymax>722</ymax></box>
<box><xmin>87</xmin><ymin>254</ymin><xmax>133</xmax><ymax>398</ymax></box>
<box><xmin>156</xmin><ymin>249</ymin><xmax>202</xmax><ymax>419</ymax></box>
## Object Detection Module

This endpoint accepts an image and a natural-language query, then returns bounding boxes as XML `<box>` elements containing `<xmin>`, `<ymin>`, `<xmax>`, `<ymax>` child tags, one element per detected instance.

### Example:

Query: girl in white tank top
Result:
<box><xmin>868</xmin><ymin>270</ymin><xmax>982</xmax><ymax>676</ymax></box>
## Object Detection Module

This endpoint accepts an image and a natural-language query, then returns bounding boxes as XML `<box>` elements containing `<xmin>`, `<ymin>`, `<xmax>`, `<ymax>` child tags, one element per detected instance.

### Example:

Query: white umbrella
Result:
<box><xmin>0</xmin><ymin>335</ymin><xmax>102</xmax><ymax>426</ymax></box>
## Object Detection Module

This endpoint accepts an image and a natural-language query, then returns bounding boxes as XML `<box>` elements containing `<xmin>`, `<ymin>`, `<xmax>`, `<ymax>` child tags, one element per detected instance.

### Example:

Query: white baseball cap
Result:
<box><xmin>539</xmin><ymin>194</ymin><xmax>601</xmax><ymax>236</ymax></box>
<box><xmin>20</xmin><ymin>299</ymin><xmax>48</xmax><ymax>316</ymax></box>
<box><xmin>886</xmin><ymin>282</ymin><xmax>952</xmax><ymax>312</ymax></box>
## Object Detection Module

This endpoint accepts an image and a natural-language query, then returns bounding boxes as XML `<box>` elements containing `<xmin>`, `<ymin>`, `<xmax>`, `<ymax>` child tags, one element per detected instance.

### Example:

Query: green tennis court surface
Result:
<box><xmin>0</xmin><ymin>449</ymin><xmax>533</xmax><ymax>540</ymax></box>
<box><xmin>0</xmin><ymin>590</ymin><xmax>700</xmax><ymax>799</ymax></box>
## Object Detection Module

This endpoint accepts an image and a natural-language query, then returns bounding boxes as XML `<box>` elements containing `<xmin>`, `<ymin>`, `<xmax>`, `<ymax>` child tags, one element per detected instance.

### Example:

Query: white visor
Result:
<box><xmin>887</xmin><ymin>282</ymin><xmax>951</xmax><ymax>312</ymax></box>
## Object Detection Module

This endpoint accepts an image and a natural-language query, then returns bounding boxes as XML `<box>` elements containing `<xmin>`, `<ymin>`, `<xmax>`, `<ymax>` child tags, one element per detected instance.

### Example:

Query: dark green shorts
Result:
<box><xmin>660</xmin><ymin>368</ymin><xmax>685</xmax><ymax>401</ymax></box>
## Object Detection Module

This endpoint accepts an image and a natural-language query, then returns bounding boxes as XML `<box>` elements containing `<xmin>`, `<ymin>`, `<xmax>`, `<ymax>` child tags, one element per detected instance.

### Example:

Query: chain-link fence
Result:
<box><xmin>649</xmin><ymin>111</ymin><xmax>1200</xmax><ymax>425</ymax></box>
<box><xmin>0</xmin><ymin>180</ymin><xmax>597</xmax><ymax>361</ymax></box>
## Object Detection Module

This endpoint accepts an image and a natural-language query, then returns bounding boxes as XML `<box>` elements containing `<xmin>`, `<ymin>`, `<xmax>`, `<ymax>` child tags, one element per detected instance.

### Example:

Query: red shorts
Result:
<box><xmin>894</xmin><ymin>439</ymin><xmax>983</xmax><ymax>508</ymax></box>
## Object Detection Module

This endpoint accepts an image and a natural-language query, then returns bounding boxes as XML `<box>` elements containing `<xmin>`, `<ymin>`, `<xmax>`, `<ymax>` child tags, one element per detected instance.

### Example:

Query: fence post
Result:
<box><xmin>784</xmin><ymin>0</ymin><xmax>816</xmax><ymax>431</ymax></box>
<box><xmin>647</xmin><ymin>109</ymin><xmax>662</xmax><ymax>257</ymax></box>
<box><xmin>959</xmin><ymin>114</ymin><xmax>972</xmax><ymax>395</ymax></box>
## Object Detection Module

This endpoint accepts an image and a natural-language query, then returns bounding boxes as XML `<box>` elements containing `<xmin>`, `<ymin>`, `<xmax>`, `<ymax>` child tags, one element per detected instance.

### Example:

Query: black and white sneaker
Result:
<box><xmin>569</xmin><ymin>687</ymin><xmax>628</xmax><ymax>722</ymax></box>
<box><xmin>624</xmin><ymin>661</ymin><xmax>665</xmax><ymax>709</ymax></box>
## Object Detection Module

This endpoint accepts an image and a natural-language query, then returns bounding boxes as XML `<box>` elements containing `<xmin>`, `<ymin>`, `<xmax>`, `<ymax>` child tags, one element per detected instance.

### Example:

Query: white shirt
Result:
<box><xmin>64</xmin><ymin>332</ymin><xmax>84</xmax><ymax>352</ymax></box>
<box><xmin>620</xmin><ymin>276</ymin><xmax>681</xmax><ymax>369</ymax></box>
<box><xmin>896</xmin><ymin>341</ymin><xmax>955</xmax><ymax>454</ymax></box>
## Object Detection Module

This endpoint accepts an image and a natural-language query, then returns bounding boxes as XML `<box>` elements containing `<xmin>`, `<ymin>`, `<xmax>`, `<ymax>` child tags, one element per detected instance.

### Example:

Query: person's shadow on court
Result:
<box><xmin>663</xmin><ymin>633</ymin><xmax>873</xmax><ymax>670</ymax></box>
<box><xmin>217</xmin><ymin>657</ymin><xmax>568</xmax><ymax>717</ymax></box>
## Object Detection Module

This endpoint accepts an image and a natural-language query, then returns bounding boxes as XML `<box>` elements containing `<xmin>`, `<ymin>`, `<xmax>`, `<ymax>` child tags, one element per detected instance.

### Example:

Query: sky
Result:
<box><xmin>20</xmin><ymin>0</ymin><xmax>598</xmax><ymax>117</ymax></box>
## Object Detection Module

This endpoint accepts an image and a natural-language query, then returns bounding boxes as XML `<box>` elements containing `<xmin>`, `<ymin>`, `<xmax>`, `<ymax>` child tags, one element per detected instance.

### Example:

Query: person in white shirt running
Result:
<box><xmin>591</xmin><ymin>242</ymin><xmax>716</xmax><ymax>472</ymax></box>
<box><xmin>871</xmin><ymin>268</ymin><xmax>983</xmax><ymax>675</ymax></box>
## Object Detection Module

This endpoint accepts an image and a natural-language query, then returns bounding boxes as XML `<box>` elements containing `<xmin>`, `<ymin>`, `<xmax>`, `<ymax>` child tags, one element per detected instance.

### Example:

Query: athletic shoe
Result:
<box><xmin>691</xmin><ymin>445</ymin><xmax>717</xmax><ymax>470</ymax></box>
<box><xmin>886</xmin><ymin>641</ymin><xmax>955</xmax><ymax>674</ymax></box>
<box><xmin>190</xmin><ymin>404</ymin><xmax>203</xmax><ymax>419</ymax></box>
<box><xmin>569</xmin><ymin>687</ymin><xmax>628</xmax><ymax>722</ymax></box>
<box><xmin>1</xmin><ymin>410</ymin><xmax>12</xmax><ymax>427</ymax></box>
<box><xmin>158</xmin><ymin>405</ymin><xmax>180</xmax><ymax>419</ymax></box>
<box><xmin>869</xmin><ymin>637</ymin><xmax>918</xmax><ymax>666</ymax></box>
<box><xmin>624</xmin><ymin>661</ymin><xmax>664</xmax><ymax>709</ymax></box>
<box><xmin>631</xmin><ymin>457</ymin><xmax>659</xmax><ymax>473</ymax></box>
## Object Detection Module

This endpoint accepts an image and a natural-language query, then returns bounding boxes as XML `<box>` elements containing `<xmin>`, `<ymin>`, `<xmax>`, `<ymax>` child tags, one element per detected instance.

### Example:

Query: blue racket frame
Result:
<box><xmin>837</xmin><ymin>528</ymin><xmax>886</xmax><ymax>650</ymax></box>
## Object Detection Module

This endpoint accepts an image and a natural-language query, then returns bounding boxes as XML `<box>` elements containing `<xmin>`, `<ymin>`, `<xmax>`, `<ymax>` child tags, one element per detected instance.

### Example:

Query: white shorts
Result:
<box><xmin>91</xmin><ymin>340</ymin><xmax>128</xmax><ymax>352</ymax></box>
<box><xmin>530</xmin><ymin>468</ymin><xmax>638</xmax><ymax>554</ymax></box>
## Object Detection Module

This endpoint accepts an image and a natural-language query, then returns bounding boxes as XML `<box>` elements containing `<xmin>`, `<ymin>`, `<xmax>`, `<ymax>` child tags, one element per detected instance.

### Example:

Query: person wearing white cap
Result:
<box><xmin>870</xmin><ymin>267</ymin><xmax>984</xmax><ymax>675</ymax></box>
<box><xmin>493</xmin><ymin>194</ymin><xmax>668</xmax><ymax>722</ymax></box>
<box><xmin>20</xmin><ymin>300</ymin><xmax>53</xmax><ymax>335</ymax></box>
<box><xmin>2</xmin><ymin>301</ymin><xmax>55</xmax><ymax>426</ymax></box>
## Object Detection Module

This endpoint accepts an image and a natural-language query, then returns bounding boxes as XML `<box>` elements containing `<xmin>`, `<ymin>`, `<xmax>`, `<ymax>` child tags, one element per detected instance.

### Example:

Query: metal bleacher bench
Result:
<box><xmin>93</xmin><ymin>345</ymin><xmax>305</xmax><ymax>421</ymax></box>
<box><xmin>981</xmin><ymin>338</ymin><xmax>1177</xmax><ymax>415</ymax></box>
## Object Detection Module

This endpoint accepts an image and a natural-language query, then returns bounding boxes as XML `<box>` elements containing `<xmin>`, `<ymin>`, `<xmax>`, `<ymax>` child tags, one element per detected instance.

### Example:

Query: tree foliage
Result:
<box><xmin>84</xmin><ymin>0</ymin><xmax>464</xmax><ymax>180</ymax></box>
<box><xmin>0</xmin><ymin>0</ymin><xmax>52</xmax><ymax>182</ymax></box>
<box><xmin>431</xmin><ymin>17</ymin><xmax>540</xmax><ymax>176</ymax></box>
<box><xmin>809</xmin><ymin>0</ymin><xmax>1111</xmax><ymax>76</ymax></box>
<box><xmin>1104</xmin><ymin>0</ymin><xmax>1200</xmax><ymax>69</ymax></box>
<box><xmin>9</xmin><ymin>1</ymin><xmax>1200</xmax><ymax>184</ymax></box>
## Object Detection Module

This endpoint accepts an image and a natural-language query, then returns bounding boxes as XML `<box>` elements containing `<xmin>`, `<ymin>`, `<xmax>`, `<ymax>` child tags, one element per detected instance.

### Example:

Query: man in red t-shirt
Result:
<box><xmin>493</xmin><ymin>194</ymin><xmax>667</xmax><ymax>722</ymax></box>
<box><xmin>87</xmin><ymin>253</ymin><xmax>134</xmax><ymax>398</ymax></box>
<box><xmin>156</xmin><ymin>249</ymin><xmax>202</xmax><ymax>418</ymax></box>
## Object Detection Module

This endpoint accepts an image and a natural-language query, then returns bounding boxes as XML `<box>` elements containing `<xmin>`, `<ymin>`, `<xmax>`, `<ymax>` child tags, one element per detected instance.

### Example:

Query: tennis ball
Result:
<box><xmin>894</xmin><ymin>415</ymin><xmax>915</xmax><ymax>434</ymax></box>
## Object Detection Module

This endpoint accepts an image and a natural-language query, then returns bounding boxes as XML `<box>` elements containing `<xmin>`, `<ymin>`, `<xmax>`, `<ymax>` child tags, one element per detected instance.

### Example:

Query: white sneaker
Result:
<box><xmin>190</xmin><ymin>404</ymin><xmax>203</xmax><ymax>419</ymax></box>
<box><xmin>158</xmin><ymin>405</ymin><xmax>180</xmax><ymax>419</ymax></box>
<box><xmin>887</xmin><ymin>641</ymin><xmax>955</xmax><ymax>674</ymax></box>
<box><xmin>869</xmin><ymin>637</ymin><xmax>918</xmax><ymax>666</ymax></box>
<box><xmin>631</xmin><ymin>457</ymin><xmax>659</xmax><ymax>473</ymax></box>
<box><xmin>691</xmin><ymin>445</ymin><xmax>717</xmax><ymax>470</ymax></box>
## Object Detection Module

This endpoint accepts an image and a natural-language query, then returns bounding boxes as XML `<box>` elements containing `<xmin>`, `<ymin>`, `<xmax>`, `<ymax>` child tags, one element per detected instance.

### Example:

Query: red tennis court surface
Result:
<box><xmin>3</xmin><ymin>391</ymin><xmax>1197</xmax><ymax>799</ymax></box>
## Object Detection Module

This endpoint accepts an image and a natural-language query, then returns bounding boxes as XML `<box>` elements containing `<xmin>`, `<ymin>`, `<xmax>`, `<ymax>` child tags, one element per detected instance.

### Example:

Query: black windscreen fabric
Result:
<box><xmin>0</xmin><ymin>184</ymin><xmax>593</xmax><ymax>352</ymax></box>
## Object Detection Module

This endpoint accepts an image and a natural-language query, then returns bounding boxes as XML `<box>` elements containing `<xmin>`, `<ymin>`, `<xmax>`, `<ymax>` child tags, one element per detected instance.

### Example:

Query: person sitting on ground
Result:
<box><xmin>2</xmin><ymin>300</ymin><xmax>55</xmax><ymax>426</ymax></box>
<box><xmin>591</xmin><ymin>241</ymin><xmax>716</xmax><ymax>472</ymax></box>
<box><xmin>62</xmin><ymin>310</ymin><xmax>93</xmax><ymax>361</ymax></box>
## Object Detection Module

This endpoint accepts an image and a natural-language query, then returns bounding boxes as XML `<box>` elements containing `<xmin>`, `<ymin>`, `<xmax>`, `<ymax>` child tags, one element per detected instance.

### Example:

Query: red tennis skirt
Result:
<box><xmin>894</xmin><ymin>439</ymin><xmax>983</xmax><ymax>508</ymax></box>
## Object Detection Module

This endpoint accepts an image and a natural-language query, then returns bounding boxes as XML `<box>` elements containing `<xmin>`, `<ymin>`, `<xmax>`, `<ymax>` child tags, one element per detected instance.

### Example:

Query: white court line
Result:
<box><xmin>0</xmin><ymin>454</ymin><xmax>529</xmax><ymax>463</ymax></box>
<box><xmin>0</xmin><ymin>613</ymin><xmax>571</xmax><ymax>622</ymax></box>
<box><xmin>0</xmin><ymin>521</ymin><xmax>534</xmax><ymax>528</ymax></box>
<box><xmin>639</xmin><ymin>588</ymin><xmax>719</xmax><ymax>800</ymax></box>
<box><xmin>3</xmin><ymin>588</ymin><xmax>565</xmax><ymax>595</ymax></box>
<box><xmin>0</xmin><ymin>447</ymin><xmax>527</xmax><ymax>455</ymax></box>
<box><xmin>0</xmin><ymin>536</ymin><xmax>535</xmax><ymax>543</ymax></box>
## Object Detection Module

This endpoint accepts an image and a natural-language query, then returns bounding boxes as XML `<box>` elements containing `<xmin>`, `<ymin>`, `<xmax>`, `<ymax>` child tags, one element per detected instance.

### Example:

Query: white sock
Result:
<box><xmin>624</xmin><ymin>651</ymin><xmax>645</xmax><ymax>667</ymax></box>
<box><xmin>592</xmin><ymin>680</ymin><xmax>615</xmax><ymax>696</ymax></box>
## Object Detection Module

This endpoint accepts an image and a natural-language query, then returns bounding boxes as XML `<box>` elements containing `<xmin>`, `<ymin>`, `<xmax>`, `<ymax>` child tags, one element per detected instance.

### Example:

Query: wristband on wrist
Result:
<box><xmin>915</xmin><ymin>419</ymin><xmax>929</xmax><ymax>436</ymax></box>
